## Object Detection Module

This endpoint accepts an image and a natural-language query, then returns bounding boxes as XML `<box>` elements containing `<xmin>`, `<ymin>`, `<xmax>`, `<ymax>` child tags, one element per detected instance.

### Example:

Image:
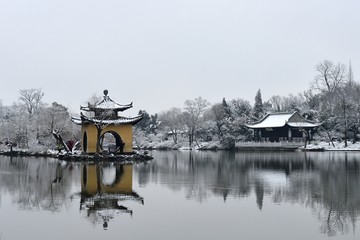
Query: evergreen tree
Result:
<box><xmin>253</xmin><ymin>89</ymin><xmax>264</xmax><ymax>121</ymax></box>
<box><xmin>137</xmin><ymin>110</ymin><xmax>151</xmax><ymax>132</ymax></box>
<box><xmin>222</xmin><ymin>97</ymin><xmax>231</xmax><ymax>118</ymax></box>
<box><xmin>137</xmin><ymin>110</ymin><xmax>158</xmax><ymax>134</ymax></box>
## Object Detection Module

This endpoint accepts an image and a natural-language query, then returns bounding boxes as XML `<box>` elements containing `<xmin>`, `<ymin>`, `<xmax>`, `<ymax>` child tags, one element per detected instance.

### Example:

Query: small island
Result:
<box><xmin>66</xmin><ymin>89</ymin><xmax>152</xmax><ymax>162</ymax></box>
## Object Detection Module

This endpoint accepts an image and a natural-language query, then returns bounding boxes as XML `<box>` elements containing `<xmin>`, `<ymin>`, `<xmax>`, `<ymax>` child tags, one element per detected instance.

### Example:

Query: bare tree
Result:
<box><xmin>183</xmin><ymin>97</ymin><xmax>210</xmax><ymax>148</ymax></box>
<box><xmin>268</xmin><ymin>95</ymin><xmax>283</xmax><ymax>112</ymax></box>
<box><xmin>158</xmin><ymin>107</ymin><xmax>183</xmax><ymax>144</ymax></box>
<box><xmin>19</xmin><ymin>88</ymin><xmax>44</xmax><ymax>116</ymax></box>
<box><xmin>333</xmin><ymin>81</ymin><xmax>355</xmax><ymax>147</ymax></box>
<box><xmin>313</xmin><ymin>60</ymin><xmax>350</xmax><ymax>146</ymax></box>
<box><xmin>314</xmin><ymin>60</ymin><xmax>346</xmax><ymax>93</ymax></box>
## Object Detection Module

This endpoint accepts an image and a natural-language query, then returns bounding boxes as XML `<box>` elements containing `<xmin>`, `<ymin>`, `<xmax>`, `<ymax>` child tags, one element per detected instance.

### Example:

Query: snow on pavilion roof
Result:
<box><xmin>80</xmin><ymin>90</ymin><xmax>133</xmax><ymax>112</ymax></box>
<box><xmin>245</xmin><ymin>112</ymin><xmax>322</xmax><ymax>129</ymax></box>
<box><xmin>287</xmin><ymin>122</ymin><xmax>322</xmax><ymax>128</ymax></box>
<box><xmin>71</xmin><ymin>114</ymin><xmax>143</xmax><ymax>126</ymax></box>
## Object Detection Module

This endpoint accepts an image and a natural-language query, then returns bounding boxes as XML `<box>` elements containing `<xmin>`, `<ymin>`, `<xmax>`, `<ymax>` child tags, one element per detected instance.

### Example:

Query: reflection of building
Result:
<box><xmin>245</xmin><ymin>112</ymin><xmax>322</xmax><ymax>142</ymax></box>
<box><xmin>80</xmin><ymin>164</ymin><xmax>143</xmax><ymax>229</ymax></box>
<box><xmin>72</xmin><ymin>90</ymin><xmax>143</xmax><ymax>154</ymax></box>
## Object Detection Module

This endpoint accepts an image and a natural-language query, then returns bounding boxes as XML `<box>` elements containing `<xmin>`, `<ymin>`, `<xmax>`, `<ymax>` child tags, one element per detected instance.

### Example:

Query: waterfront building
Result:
<box><xmin>245</xmin><ymin>112</ymin><xmax>322</xmax><ymax>142</ymax></box>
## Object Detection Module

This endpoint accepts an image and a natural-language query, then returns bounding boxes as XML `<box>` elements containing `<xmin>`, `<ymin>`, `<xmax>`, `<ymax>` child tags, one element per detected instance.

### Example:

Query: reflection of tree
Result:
<box><xmin>0</xmin><ymin>157</ymin><xmax>77</xmax><ymax>212</ymax></box>
<box><xmin>0</xmin><ymin>161</ymin><xmax>146</xmax><ymax>230</ymax></box>
<box><xmin>254</xmin><ymin>180</ymin><xmax>264</xmax><ymax>210</ymax></box>
<box><xmin>80</xmin><ymin>163</ymin><xmax>143</xmax><ymax>230</ymax></box>
<box><xmin>317</xmin><ymin>156</ymin><xmax>360</xmax><ymax>236</ymax></box>
<box><xmin>135</xmin><ymin>151</ymin><xmax>360</xmax><ymax>236</ymax></box>
<box><xmin>135</xmin><ymin>151</ymin><xmax>311</xmax><ymax>202</ymax></box>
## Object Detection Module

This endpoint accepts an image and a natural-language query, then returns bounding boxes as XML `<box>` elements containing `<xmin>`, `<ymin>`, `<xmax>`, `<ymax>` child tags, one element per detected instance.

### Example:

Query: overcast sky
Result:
<box><xmin>1</xmin><ymin>0</ymin><xmax>359</xmax><ymax>115</ymax></box>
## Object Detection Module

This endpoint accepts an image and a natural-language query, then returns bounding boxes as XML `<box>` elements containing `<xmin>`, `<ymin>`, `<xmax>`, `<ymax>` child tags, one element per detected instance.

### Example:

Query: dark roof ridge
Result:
<box><xmin>267</xmin><ymin>111</ymin><xmax>297</xmax><ymax>115</ymax></box>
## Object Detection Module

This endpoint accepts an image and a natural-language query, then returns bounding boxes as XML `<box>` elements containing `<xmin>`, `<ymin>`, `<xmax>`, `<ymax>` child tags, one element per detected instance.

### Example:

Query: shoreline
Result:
<box><xmin>0</xmin><ymin>149</ymin><xmax>153</xmax><ymax>163</ymax></box>
<box><xmin>135</xmin><ymin>140</ymin><xmax>360</xmax><ymax>152</ymax></box>
<box><xmin>1</xmin><ymin>141</ymin><xmax>360</xmax><ymax>159</ymax></box>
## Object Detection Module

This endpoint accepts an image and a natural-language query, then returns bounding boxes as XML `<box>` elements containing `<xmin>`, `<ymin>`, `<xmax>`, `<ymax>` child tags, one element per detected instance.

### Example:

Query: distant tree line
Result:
<box><xmin>0</xmin><ymin>59</ymin><xmax>358</xmax><ymax>151</ymax></box>
<box><xmin>134</xmin><ymin>59</ymin><xmax>360</xmax><ymax>149</ymax></box>
<box><xmin>0</xmin><ymin>88</ymin><xmax>79</xmax><ymax>150</ymax></box>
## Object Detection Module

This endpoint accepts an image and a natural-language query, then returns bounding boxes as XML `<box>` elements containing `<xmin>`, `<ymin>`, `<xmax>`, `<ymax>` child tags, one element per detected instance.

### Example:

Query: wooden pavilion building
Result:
<box><xmin>71</xmin><ymin>90</ymin><xmax>143</xmax><ymax>154</ymax></box>
<box><xmin>245</xmin><ymin>112</ymin><xmax>322</xmax><ymax>142</ymax></box>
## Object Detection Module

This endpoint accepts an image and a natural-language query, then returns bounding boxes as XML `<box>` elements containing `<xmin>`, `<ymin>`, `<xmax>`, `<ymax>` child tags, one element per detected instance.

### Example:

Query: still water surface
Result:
<box><xmin>1</xmin><ymin>151</ymin><xmax>360</xmax><ymax>240</ymax></box>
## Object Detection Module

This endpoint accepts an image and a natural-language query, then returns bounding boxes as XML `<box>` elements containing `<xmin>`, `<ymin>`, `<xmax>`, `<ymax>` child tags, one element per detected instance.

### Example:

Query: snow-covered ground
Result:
<box><xmin>305</xmin><ymin>141</ymin><xmax>360</xmax><ymax>151</ymax></box>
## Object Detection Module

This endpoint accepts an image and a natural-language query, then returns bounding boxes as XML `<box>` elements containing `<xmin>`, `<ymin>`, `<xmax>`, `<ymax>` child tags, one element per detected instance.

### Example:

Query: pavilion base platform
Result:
<box><xmin>57</xmin><ymin>151</ymin><xmax>153</xmax><ymax>163</ymax></box>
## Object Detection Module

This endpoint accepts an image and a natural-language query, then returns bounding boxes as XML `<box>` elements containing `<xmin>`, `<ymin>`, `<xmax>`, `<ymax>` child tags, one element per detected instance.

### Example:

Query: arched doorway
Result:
<box><xmin>83</xmin><ymin>132</ymin><xmax>88</xmax><ymax>152</ymax></box>
<box><xmin>100</xmin><ymin>131</ymin><xmax>124</xmax><ymax>153</ymax></box>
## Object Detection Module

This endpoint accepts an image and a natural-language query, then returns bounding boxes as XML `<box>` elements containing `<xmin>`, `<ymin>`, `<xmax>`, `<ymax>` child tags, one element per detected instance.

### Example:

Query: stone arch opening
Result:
<box><xmin>100</xmin><ymin>131</ymin><xmax>124</xmax><ymax>153</ymax></box>
<box><xmin>83</xmin><ymin>132</ymin><xmax>88</xmax><ymax>152</ymax></box>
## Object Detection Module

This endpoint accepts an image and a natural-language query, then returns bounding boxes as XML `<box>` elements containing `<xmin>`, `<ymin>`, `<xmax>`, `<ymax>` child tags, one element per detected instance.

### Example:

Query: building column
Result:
<box><xmin>259</xmin><ymin>130</ymin><xmax>262</xmax><ymax>141</ymax></box>
<box><xmin>288</xmin><ymin>128</ymin><xmax>292</xmax><ymax>141</ymax></box>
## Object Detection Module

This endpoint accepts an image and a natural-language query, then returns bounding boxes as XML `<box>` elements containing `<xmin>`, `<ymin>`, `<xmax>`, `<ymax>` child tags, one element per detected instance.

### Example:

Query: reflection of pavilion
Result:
<box><xmin>80</xmin><ymin>164</ymin><xmax>143</xmax><ymax>229</ymax></box>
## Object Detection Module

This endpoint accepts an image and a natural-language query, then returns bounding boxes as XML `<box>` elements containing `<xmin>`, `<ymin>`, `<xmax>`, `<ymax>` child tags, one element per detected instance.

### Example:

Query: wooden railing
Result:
<box><xmin>235</xmin><ymin>141</ymin><xmax>304</xmax><ymax>148</ymax></box>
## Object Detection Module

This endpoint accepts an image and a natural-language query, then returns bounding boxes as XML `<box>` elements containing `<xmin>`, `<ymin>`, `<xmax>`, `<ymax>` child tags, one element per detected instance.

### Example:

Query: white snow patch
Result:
<box><xmin>305</xmin><ymin>141</ymin><xmax>360</xmax><ymax>151</ymax></box>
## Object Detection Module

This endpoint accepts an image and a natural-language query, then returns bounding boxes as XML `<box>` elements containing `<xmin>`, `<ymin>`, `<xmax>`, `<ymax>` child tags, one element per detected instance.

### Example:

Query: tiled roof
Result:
<box><xmin>80</xmin><ymin>90</ymin><xmax>133</xmax><ymax>112</ymax></box>
<box><xmin>246</xmin><ymin>112</ymin><xmax>321</xmax><ymax>129</ymax></box>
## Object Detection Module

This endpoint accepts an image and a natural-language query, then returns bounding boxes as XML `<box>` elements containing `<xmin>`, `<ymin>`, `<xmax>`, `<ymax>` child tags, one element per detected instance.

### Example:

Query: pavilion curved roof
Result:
<box><xmin>245</xmin><ymin>112</ymin><xmax>322</xmax><ymax>129</ymax></box>
<box><xmin>71</xmin><ymin>114</ymin><xmax>143</xmax><ymax>126</ymax></box>
<box><xmin>80</xmin><ymin>90</ymin><xmax>133</xmax><ymax>112</ymax></box>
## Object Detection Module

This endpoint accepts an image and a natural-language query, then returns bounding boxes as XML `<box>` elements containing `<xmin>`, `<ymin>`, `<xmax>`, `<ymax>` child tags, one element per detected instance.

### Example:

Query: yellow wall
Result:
<box><xmin>102</xmin><ymin>165</ymin><xmax>133</xmax><ymax>194</ymax></box>
<box><xmin>102</xmin><ymin>124</ymin><xmax>133</xmax><ymax>153</ymax></box>
<box><xmin>81</xmin><ymin>164</ymin><xmax>99</xmax><ymax>195</ymax></box>
<box><xmin>82</xmin><ymin>124</ymin><xmax>98</xmax><ymax>153</ymax></box>
<box><xmin>81</xmin><ymin>123</ymin><xmax>133</xmax><ymax>154</ymax></box>
<box><xmin>81</xmin><ymin>164</ymin><xmax>133</xmax><ymax>195</ymax></box>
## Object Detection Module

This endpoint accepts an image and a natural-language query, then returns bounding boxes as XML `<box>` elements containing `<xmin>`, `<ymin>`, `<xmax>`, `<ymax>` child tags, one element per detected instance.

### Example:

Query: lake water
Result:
<box><xmin>1</xmin><ymin>150</ymin><xmax>360</xmax><ymax>240</ymax></box>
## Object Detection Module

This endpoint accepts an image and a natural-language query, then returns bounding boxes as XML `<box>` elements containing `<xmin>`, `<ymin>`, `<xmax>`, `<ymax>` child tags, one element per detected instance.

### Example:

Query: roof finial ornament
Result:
<box><xmin>104</xmin><ymin>89</ymin><xmax>109</xmax><ymax>96</ymax></box>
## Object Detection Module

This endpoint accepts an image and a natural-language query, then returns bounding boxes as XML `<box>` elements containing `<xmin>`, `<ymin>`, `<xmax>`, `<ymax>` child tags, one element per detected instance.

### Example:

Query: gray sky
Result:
<box><xmin>1</xmin><ymin>0</ymin><xmax>359</xmax><ymax>115</ymax></box>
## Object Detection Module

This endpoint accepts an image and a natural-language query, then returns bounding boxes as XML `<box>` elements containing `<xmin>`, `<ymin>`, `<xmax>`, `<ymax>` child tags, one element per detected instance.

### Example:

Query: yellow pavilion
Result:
<box><xmin>72</xmin><ymin>90</ymin><xmax>142</xmax><ymax>154</ymax></box>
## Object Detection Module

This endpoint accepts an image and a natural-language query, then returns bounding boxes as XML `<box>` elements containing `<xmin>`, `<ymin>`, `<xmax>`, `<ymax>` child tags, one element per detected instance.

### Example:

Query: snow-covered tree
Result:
<box><xmin>210</xmin><ymin>103</ymin><xmax>227</xmax><ymax>138</ymax></box>
<box><xmin>158</xmin><ymin>107</ymin><xmax>183</xmax><ymax>144</ymax></box>
<box><xmin>137</xmin><ymin>110</ymin><xmax>158</xmax><ymax>134</ymax></box>
<box><xmin>252</xmin><ymin>89</ymin><xmax>264</xmax><ymax>121</ymax></box>
<box><xmin>38</xmin><ymin>102</ymin><xmax>77</xmax><ymax>148</ymax></box>
<box><xmin>183</xmin><ymin>97</ymin><xmax>210</xmax><ymax>147</ymax></box>
<box><xmin>10</xmin><ymin>103</ymin><xmax>29</xmax><ymax>147</ymax></box>
<box><xmin>311</xmin><ymin>59</ymin><xmax>359</xmax><ymax>146</ymax></box>
<box><xmin>222</xmin><ymin>97</ymin><xmax>231</xmax><ymax>118</ymax></box>
<box><xmin>314</xmin><ymin>60</ymin><xmax>346</xmax><ymax>93</ymax></box>
<box><xmin>333</xmin><ymin>80</ymin><xmax>358</xmax><ymax>147</ymax></box>
<box><xmin>216</xmin><ymin>98</ymin><xmax>252</xmax><ymax>148</ymax></box>
<box><xmin>19</xmin><ymin>88</ymin><xmax>44</xmax><ymax>116</ymax></box>
<box><xmin>268</xmin><ymin>95</ymin><xmax>283</xmax><ymax>112</ymax></box>
<box><xmin>230</xmin><ymin>98</ymin><xmax>252</xmax><ymax>119</ymax></box>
